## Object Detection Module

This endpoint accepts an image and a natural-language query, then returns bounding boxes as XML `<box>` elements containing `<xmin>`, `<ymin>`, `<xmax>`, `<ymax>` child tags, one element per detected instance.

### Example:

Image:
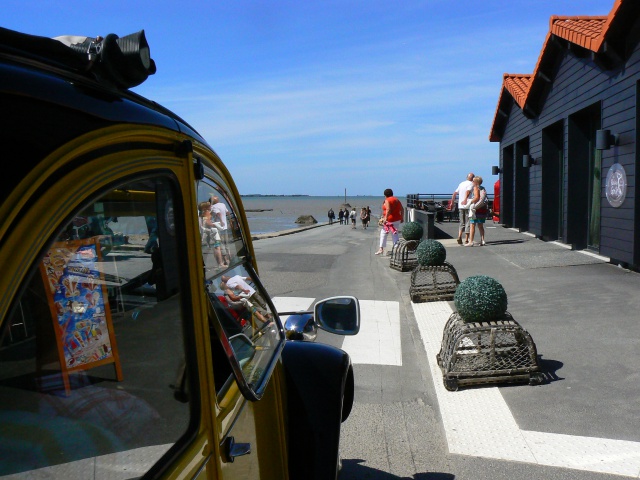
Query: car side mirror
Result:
<box><xmin>280</xmin><ymin>296</ymin><xmax>360</xmax><ymax>341</ymax></box>
<box><xmin>314</xmin><ymin>296</ymin><xmax>360</xmax><ymax>335</ymax></box>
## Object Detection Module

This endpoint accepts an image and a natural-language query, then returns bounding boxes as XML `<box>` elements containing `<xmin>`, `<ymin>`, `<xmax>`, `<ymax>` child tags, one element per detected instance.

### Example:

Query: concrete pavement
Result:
<box><xmin>254</xmin><ymin>218</ymin><xmax>640</xmax><ymax>478</ymax></box>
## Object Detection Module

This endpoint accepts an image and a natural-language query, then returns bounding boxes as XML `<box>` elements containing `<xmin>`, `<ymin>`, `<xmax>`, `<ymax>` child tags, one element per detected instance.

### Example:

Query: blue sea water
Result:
<box><xmin>240</xmin><ymin>195</ymin><xmax>407</xmax><ymax>235</ymax></box>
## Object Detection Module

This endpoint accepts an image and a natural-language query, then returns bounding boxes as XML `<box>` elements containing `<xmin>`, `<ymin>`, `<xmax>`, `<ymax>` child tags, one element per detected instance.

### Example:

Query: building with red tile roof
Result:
<box><xmin>489</xmin><ymin>0</ymin><xmax>640</xmax><ymax>269</ymax></box>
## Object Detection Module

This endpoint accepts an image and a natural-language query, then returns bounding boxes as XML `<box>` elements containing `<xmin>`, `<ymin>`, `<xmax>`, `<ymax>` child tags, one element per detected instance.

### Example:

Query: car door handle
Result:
<box><xmin>222</xmin><ymin>436</ymin><xmax>251</xmax><ymax>463</ymax></box>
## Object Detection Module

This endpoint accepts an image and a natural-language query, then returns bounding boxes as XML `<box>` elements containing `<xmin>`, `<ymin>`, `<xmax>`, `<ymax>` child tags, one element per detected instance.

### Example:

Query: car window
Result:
<box><xmin>0</xmin><ymin>176</ymin><xmax>195</xmax><ymax>479</ymax></box>
<box><xmin>197</xmin><ymin>174</ymin><xmax>284</xmax><ymax>400</ymax></box>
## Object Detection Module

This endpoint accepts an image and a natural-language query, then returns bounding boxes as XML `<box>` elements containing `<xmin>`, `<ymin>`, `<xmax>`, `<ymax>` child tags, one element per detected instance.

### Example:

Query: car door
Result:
<box><xmin>194</xmin><ymin>164</ymin><xmax>289</xmax><ymax>479</ymax></box>
<box><xmin>0</xmin><ymin>126</ymin><xmax>290</xmax><ymax>479</ymax></box>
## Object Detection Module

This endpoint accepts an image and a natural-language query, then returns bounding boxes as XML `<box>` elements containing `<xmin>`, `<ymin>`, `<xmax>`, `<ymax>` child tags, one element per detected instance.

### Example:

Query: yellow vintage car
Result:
<box><xmin>0</xmin><ymin>27</ymin><xmax>359</xmax><ymax>479</ymax></box>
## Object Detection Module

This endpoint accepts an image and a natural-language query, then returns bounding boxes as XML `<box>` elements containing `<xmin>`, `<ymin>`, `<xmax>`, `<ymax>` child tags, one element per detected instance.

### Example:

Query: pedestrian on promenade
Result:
<box><xmin>360</xmin><ymin>207</ymin><xmax>368</xmax><ymax>229</ymax></box>
<box><xmin>448</xmin><ymin>172</ymin><xmax>474</xmax><ymax>245</ymax></box>
<box><xmin>210</xmin><ymin>194</ymin><xmax>230</xmax><ymax>263</ymax></box>
<box><xmin>328</xmin><ymin>208</ymin><xmax>335</xmax><ymax>224</ymax></box>
<box><xmin>466</xmin><ymin>176</ymin><xmax>488</xmax><ymax>247</ymax></box>
<box><xmin>338</xmin><ymin>208</ymin><xmax>344</xmax><ymax>225</ymax></box>
<box><xmin>350</xmin><ymin>208</ymin><xmax>357</xmax><ymax>229</ymax></box>
<box><xmin>198</xmin><ymin>201</ymin><xmax>227</xmax><ymax>268</ymax></box>
<box><xmin>375</xmin><ymin>188</ymin><xmax>404</xmax><ymax>255</ymax></box>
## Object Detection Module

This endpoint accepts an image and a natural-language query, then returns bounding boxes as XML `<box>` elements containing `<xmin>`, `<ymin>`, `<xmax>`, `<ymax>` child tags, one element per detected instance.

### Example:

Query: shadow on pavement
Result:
<box><xmin>538</xmin><ymin>356</ymin><xmax>565</xmax><ymax>382</ymax></box>
<box><xmin>341</xmin><ymin>459</ymin><xmax>455</xmax><ymax>479</ymax></box>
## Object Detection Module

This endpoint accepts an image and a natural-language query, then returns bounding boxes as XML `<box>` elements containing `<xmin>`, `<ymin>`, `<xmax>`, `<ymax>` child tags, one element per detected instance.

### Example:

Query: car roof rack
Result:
<box><xmin>0</xmin><ymin>26</ymin><xmax>156</xmax><ymax>90</ymax></box>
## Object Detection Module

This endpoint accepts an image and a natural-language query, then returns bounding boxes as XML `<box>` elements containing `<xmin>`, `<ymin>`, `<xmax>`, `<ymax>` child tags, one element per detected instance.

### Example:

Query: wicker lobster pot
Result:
<box><xmin>409</xmin><ymin>261</ymin><xmax>460</xmax><ymax>302</ymax></box>
<box><xmin>389</xmin><ymin>239</ymin><xmax>420</xmax><ymax>272</ymax></box>
<box><xmin>436</xmin><ymin>311</ymin><xmax>543</xmax><ymax>391</ymax></box>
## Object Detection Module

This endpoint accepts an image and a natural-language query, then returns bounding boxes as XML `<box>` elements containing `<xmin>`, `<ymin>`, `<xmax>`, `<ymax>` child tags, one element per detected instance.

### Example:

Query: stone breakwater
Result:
<box><xmin>251</xmin><ymin>220</ymin><xmax>329</xmax><ymax>241</ymax></box>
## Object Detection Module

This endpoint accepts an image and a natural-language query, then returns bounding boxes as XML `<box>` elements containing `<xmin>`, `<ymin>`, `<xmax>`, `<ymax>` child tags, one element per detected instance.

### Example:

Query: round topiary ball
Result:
<box><xmin>402</xmin><ymin>221</ymin><xmax>424</xmax><ymax>241</ymax></box>
<box><xmin>454</xmin><ymin>275</ymin><xmax>508</xmax><ymax>323</ymax></box>
<box><xmin>416</xmin><ymin>239</ymin><xmax>446</xmax><ymax>266</ymax></box>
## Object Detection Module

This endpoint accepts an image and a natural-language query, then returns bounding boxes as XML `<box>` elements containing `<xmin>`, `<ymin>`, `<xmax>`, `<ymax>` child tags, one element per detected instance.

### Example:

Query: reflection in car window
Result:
<box><xmin>197</xmin><ymin>175</ymin><xmax>283</xmax><ymax>398</ymax></box>
<box><xmin>207</xmin><ymin>266</ymin><xmax>280</xmax><ymax>389</ymax></box>
<box><xmin>0</xmin><ymin>177</ymin><xmax>193</xmax><ymax>478</ymax></box>
<box><xmin>197</xmin><ymin>175</ymin><xmax>245</xmax><ymax>273</ymax></box>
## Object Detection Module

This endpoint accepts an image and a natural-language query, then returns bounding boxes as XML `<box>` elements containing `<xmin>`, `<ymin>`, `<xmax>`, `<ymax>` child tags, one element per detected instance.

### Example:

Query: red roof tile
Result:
<box><xmin>550</xmin><ymin>16</ymin><xmax>608</xmax><ymax>51</ymax></box>
<box><xmin>489</xmin><ymin>0</ymin><xmax>627</xmax><ymax>142</ymax></box>
<box><xmin>503</xmin><ymin>74</ymin><xmax>532</xmax><ymax>109</ymax></box>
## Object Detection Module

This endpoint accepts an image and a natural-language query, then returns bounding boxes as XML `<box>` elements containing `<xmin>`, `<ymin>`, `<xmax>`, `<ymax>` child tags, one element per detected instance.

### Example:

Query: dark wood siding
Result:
<box><xmin>497</xmin><ymin>37</ymin><xmax>640</xmax><ymax>267</ymax></box>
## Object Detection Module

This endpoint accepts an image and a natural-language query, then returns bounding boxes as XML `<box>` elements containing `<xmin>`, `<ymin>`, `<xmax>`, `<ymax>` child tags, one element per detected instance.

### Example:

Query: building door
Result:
<box><xmin>501</xmin><ymin>145</ymin><xmax>514</xmax><ymax>227</ymax></box>
<box><xmin>541</xmin><ymin>121</ymin><xmax>564</xmax><ymax>241</ymax></box>
<box><xmin>568</xmin><ymin>104</ymin><xmax>601</xmax><ymax>251</ymax></box>
<box><xmin>514</xmin><ymin>138</ymin><xmax>530</xmax><ymax>232</ymax></box>
<box><xmin>589</xmin><ymin>149</ymin><xmax>602</xmax><ymax>249</ymax></box>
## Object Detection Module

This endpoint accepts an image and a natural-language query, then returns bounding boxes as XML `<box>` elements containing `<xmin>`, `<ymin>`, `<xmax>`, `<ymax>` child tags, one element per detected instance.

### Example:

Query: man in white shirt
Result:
<box><xmin>448</xmin><ymin>172</ymin><xmax>474</xmax><ymax>245</ymax></box>
<box><xmin>221</xmin><ymin>274</ymin><xmax>267</xmax><ymax>310</ymax></box>
<box><xmin>210</xmin><ymin>195</ymin><xmax>230</xmax><ymax>262</ymax></box>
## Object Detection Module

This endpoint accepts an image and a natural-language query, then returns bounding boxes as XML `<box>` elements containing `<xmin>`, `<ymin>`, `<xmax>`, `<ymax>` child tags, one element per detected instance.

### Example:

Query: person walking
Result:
<box><xmin>198</xmin><ymin>201</ymin><xmax>227</xmax><ymax>268</ymax></box>
<box><xmin>465</xmin><ymin>176</ymin><xmax>488</xmax><ymax>247</ymax></box>
<box><xmin>210</xmin><ymin>194</ymin><xmax>231</xmax><ymax>263</ymax></box>
<box><xmin>350</xmin><ymin>208</ymin><xmax>357</xmax><ymax>229</ymax></box>
<box><xmin>328</xmin><ymin>208</ymin><xmax>335</xmax><ymax>224</ymax></box>
<box><xmin>360</xmin><ymin>207</ymin><xmax>368</xmax><ymax>229</ymax></box>
<box><xmin>338</xmin><ymin>208</ymin><xmax>344</xmax><ymax>225</ymax></box>
<box><xmin>375</xmin><ymin>189</ymin><xmax>404</xmax><ymax>255</ymax></box>
<box><xmin>448</xmin><ymin>172</ymin><xmax>474</xmax><ymax>245</ymax></box>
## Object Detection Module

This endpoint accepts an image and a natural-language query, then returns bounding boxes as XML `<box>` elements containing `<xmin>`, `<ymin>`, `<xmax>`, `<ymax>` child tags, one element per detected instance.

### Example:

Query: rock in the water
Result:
<box><xmin>295</xmin><ymin>215</ymin><xmax>318</xmax><ymax>225</ymax></box>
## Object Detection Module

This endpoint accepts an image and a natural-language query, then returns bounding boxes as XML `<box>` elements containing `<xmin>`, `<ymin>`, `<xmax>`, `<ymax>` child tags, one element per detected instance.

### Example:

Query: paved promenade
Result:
<box><xmin>254</xmin><ymin>218</ymin><xmax>640</xmax><ymax>478</ymax></box>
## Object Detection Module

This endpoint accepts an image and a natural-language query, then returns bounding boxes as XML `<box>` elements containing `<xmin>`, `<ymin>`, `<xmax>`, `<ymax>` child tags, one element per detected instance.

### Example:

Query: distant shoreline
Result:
<box><xmin>242</xmin><ymin>194</ymin><xmax>309</xmax><ymax>197</ymax></box>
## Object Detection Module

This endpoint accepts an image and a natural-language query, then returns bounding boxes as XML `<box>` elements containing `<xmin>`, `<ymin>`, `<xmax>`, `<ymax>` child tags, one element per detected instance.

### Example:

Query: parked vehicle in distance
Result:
<box><xmin>0</xmin><ymin>26</ymin><xmax>360</xmax><ymax>480</ymax></box>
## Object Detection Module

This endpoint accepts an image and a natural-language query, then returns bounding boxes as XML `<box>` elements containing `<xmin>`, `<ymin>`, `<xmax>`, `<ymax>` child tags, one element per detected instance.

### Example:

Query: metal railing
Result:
<box><xmin>406</xmin><ymin>193</ymin><xmax>496</xmax><ymax>226</ymax></box>
<box><xmin>406</xmin><ymin>193</ymin><xmax>495</xmax><ymax>210</ymax></box>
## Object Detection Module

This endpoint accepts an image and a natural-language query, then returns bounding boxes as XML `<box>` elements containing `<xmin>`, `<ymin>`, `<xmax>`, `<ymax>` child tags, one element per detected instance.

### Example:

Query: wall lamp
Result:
<box><xmin>492</xmin><ymin>166</ymin><xmax>501</xmax><ymax>175</ymax></box>
<box><xmin>596</xmin><ymin>129</ymin><xmax>619</xmax><ymax>150</ymax></box>
<box><xmin>522</xmin><ymin>154</ymin><xmax>538</xmax><ymax>168</ymax></box>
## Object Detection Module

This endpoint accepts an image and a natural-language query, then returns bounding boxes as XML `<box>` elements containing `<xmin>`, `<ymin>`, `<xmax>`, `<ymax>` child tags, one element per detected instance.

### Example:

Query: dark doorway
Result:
<box><xmin>514</xmin><ymin>138</ymin><xmax>530</xmax><ymax>232</ymax></box>
<box><xmin>567</xmin><ymin>104</ymin><xmax>601</xmax><ymax>250</ymax></box>
<box><xmin>541</xmin><ymin>121</ymin><xmax>564</xmax><ymax>241</ymax></box>
<box><xmin>501</xmin><ymin>145</ymin><xmax>514</xmax><ymax>227</ymax></box>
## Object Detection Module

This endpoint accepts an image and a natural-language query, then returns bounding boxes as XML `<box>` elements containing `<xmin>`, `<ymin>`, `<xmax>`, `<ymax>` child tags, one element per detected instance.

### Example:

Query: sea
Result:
<box><xmin>240</xmin><ymin>195</ymin><xmax>407</xmax><ymax>235</ymax></box>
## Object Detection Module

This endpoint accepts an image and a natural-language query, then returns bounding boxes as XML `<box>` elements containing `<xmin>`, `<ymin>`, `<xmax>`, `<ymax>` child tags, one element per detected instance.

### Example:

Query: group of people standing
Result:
<box><xmin>329</xmin><ymin>206</ymin><xmax>371</xmax><ymax>229</ymax></box>
<box><xmin>448</xmin><ymin>172</ymin><xmax>487</xmax><ymax>247</ymax></box>
<box><xmin>198</xmin><ymin>195</ymin><xmax>231</xmax><ymax>267</ymax></box>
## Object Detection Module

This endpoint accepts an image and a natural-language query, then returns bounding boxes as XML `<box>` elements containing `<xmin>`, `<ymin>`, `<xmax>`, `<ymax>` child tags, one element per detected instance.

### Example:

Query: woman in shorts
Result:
<box><xmin>465</xmin><ymin>176</ymin><xmax>487</xmax><ymax>247</ymax></box>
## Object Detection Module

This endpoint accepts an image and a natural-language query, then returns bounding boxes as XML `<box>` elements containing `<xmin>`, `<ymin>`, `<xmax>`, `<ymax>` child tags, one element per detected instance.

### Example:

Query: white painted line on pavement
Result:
<box><xmin>273</xmin><ymin>296</ymin><xmax>640</xmax><ymax>476</ymax></box>
<box><xmin>412</xmin><ymin>301</ymin><xmax>640</xmax><ymax>477</ymax></box>
<box><xmin>272</xmin><ymin>297</ymin><xmax>315</xmax><ymax>317</ymax></box>
<box><xmin>273</xmin><ymin>297</ymin><xmax>402</xmax><ymax>366</ymax></box>
<box><xmin>413</xmin><ymin>301</ymin><xmax>534</xmax><ymax>462</ymax></box>
<box><xmin>342</xmin><ymin>300</ymin><xmax>402</xmax><ymax>366</ymax></box>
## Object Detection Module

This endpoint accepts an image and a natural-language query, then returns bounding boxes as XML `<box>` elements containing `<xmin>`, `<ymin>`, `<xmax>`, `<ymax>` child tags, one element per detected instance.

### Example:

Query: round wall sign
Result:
<box><xmin>605</xmin><ymin>163</ymin><xmax>627</xmax><ymax>208</ymax></box>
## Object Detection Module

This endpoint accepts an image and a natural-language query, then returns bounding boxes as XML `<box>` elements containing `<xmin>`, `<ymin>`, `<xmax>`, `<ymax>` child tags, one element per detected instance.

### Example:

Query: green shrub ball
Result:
<box><xmin>454</xmin><ymin>275</ymin><xmax>508</xmax><ymax>323</ymax></box>
<box><xmin>416</xmin><ymin>239</ymin><xmax>446</xmax><ymax>266</ymax></box>
<box><xmin>402</xmin><ymin>221</ymin><xmax>424</xmax><ymax>241</ymax></box>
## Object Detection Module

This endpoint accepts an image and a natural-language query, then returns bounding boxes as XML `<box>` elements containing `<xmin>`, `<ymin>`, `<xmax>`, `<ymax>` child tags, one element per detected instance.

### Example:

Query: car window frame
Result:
<box><xmin>196</xmin><ymin>171</ymin><xmax>286</xmax><ymax>402</ymax></box>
